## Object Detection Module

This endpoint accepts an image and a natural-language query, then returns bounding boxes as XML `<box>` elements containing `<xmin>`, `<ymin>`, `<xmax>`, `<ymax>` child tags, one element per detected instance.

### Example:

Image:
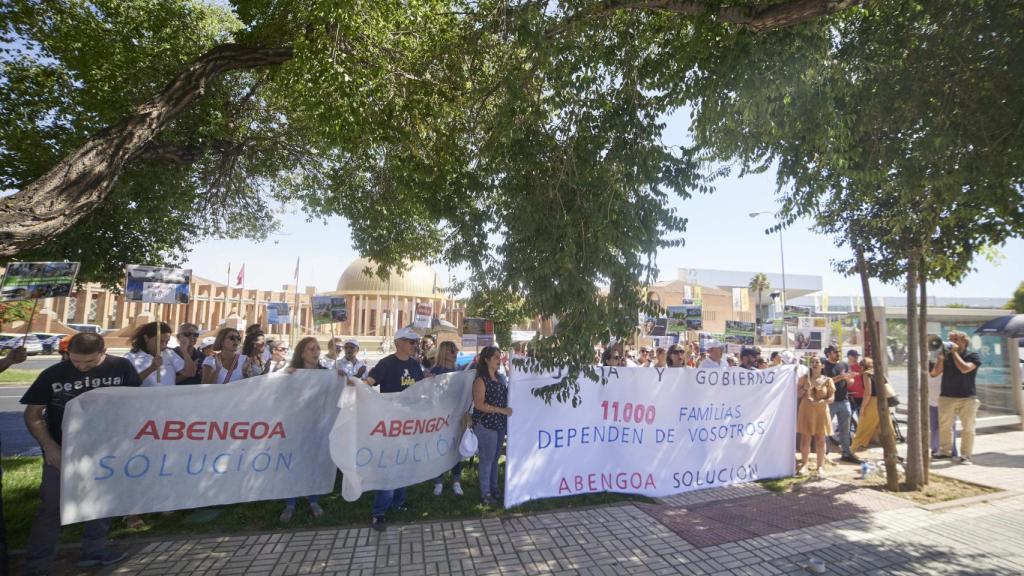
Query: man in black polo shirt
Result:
<box><xmin>20</xmin><ymin>333</ymin><xmax>142</xmax><ymax>574</ymax></box>
<box><xmin>931</xmin><ymin>330</ymin><xmax>982</xmax><ymax>464</ymax></box>
<box><xmin>363</xmin><ymin>326</ymin><xmax>424</xmax><ymax>531</ymax></box>
<box><xmin>823</xmin><ymin>345</ymin><xmax>859</xmax><ymax>463</ymax></box>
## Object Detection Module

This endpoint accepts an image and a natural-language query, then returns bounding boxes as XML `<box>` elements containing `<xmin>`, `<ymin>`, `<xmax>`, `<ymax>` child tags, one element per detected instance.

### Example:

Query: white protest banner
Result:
<box><xmin>331</xmin><ymin>371</ymin><xmax>474</xmax><ymax>501</ymax></box>
<box><xmin>505</xmin><ymin>366</ymin><xmax>797</xmax><ymax>507</ymax></box>
<box><xmin>60</xmin><ymin>370</ymin><xmax>343</xmax><ymax>524</ymax></box>
<box><xmin>413</xmin><ymin>301</ymin><xmax>433</xmax><ymax>328</ymax></box>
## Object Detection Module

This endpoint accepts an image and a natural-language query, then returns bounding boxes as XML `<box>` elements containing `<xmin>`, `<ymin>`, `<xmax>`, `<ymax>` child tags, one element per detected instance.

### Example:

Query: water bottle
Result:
<box><xmin>860</xmin><ymin>461</ymin><xmax>870</xmax><ymax>479</ymax></box>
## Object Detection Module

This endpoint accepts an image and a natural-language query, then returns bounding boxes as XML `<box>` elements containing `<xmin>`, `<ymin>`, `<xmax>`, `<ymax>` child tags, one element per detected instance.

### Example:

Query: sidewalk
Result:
<box><xmin>29</xmin><ymin>430</ymin><xmax>1024</xmax><ymax>575</ymax></box>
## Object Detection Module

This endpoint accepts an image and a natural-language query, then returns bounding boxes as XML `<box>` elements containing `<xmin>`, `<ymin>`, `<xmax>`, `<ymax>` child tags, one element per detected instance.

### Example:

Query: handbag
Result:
<box><xmin>459</xmin><ymin>425</ymin><xmax>478</xmax><ymax>458</ymax></box>
<box><xmin>884</xmin><ymin>378</ymin><xmax>900</xmax><ymax>407</ymax></box>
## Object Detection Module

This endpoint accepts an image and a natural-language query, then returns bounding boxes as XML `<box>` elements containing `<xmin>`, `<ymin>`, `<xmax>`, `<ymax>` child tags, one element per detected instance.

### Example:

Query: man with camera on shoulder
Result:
<box><xmin>930</xmin><ymin>330</ymin><xmax>982</xmax><ymax>465</ymax></box>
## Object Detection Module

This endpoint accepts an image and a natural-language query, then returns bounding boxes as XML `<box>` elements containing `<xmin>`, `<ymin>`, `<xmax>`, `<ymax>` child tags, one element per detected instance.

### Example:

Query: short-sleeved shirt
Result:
<box><xmin>20</xmin><ymin>356</ymin><xmax>142</xmax><ymax>445</ymax></box>
<box><xmin>823</xmin><ymin>360</ymin><xmax>849</xmax><ymax>402</ymax></box>
<box><xmin>368</xmin><ymin>354</ymin><xmax>423</xmax><ymax>393</ymax></box>
<box><xmin>173</xmin><ymin>346</ymin><xmax>206</xmax><ymax>385</ymax></box>
<box><xmin>940</xmin><ymin>350</ymin><xmax>982</xmax><ymax>398</ymax></box>
<box><xmin>202</xmin><ymin>354</ymin><xmax>250</xmax><ymax>384</ymax></box>
<box><xmin>847</xmin><ymin>362</ymin><xmax>864</xmax><ymax>398</ymax></box>
<box><xmin>123</xmin><ymin>349</ymin><xmax>185</xmax><ymax>387</ymax></box>
<box><xmin>472</xmin><ymin>373</ymin><xmax>509</xmax><ymax>432</ymax></box>
<box><xmin>698</xmin><ymin>357</ymin><xmax>727</xmax><ymax>369</ymax></box>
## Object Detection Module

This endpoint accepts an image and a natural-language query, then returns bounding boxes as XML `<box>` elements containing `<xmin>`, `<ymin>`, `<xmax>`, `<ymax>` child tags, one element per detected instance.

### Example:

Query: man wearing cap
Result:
<box><xmin>337</xmin><ymin>338</ymin><xmax>367</xmax><ymax>378</ymax></box>
<box><xmin>698</xmin><ymin>340</ymin><xmax>727</xmax><ymax>369</ymax></box>
<box><xmin>823</xmin><ymin>345</ymin><xmax>859</xmax><ymax>464</ymax></box>
<box><xmin>362</xmin><ymin>326</ymin><xmax>424</xmax><ymax>531</ymax></box>
<box><xmin>172</xmin><ymin>323</ymin><xmax>203</xmax><ymax>385</ymax></box>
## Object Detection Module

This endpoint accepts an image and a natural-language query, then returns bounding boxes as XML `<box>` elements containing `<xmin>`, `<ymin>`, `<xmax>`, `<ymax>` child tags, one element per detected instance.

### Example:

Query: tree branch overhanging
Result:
<box><xmin>0</xmin><ymin>43</ymin><xmax>292</xmax><ymax>257</ymax></box>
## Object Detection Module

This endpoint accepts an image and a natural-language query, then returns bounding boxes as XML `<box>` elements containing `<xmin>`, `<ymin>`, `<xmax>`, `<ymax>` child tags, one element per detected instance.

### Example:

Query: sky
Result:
<box><xmin>183</xmin><ymin>109</ymin><xmax>1024</xmax><ymax>302</ymax></box>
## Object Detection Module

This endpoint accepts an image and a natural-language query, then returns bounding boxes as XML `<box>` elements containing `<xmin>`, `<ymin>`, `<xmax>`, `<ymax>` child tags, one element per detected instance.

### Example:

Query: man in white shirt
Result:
<box><xmin>338</xmin><ymin>338</ymin><xmax>367</xmax><ymax>378</ymax></box>
<box><xmin>698</xmin><ymin>340</ymin><xmax>727</xmax><ymax>369</ymax></box>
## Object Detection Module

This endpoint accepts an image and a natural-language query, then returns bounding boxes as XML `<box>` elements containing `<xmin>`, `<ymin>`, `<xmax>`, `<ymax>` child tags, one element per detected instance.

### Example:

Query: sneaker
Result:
<box><xmin>371</xmin><ymin>515</ymin><xmax>387</xmax><ymax>532</ymax></box>
<box><xmin>77</xmin><ymin>549</ymin><xmax>128</xmax><ymax>568</ymax></box>
<box><xmin>796</xmin><ymin>464</ymin><xmax>807</xmax><ymax>476</ymax></box>
<box><xmin>310</xmin><ymin>502</ymin><xmax>324</xmax><ymax>519</ymax></box>
<box><xmin>816</xmin><ymin>468</ymin><xmax>826</xmax><ymax>479</ymax></box>
<box><xmin>958</xmin><ymin>456</ymin><xmax>973</xmax><ymax>465</ymax></box>
<box><xmin>840</xmin><ymin>454</ymin><xmax>862</xmax><ymax>464</ymax></box>
<box><xmin>433</xmin><ymin>483</ymin><xmax>443</xmax><ymax>496</ymax></box>
<box><xmin>452</xmin><ymin>481</ymin><xmax>464</xmax><ymax>496</ymax></box>
<box><xmin>279</xmin><ymin>505</ymin><xmax>295</xmax><ymax>523</ymax></box>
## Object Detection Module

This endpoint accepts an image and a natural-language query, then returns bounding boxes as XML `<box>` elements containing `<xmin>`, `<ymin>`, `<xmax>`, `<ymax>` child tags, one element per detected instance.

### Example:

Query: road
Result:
<box><xmin>1</xmin><ymin>385</ymin><xmax>39</xmax><ymax>456</ymax></box>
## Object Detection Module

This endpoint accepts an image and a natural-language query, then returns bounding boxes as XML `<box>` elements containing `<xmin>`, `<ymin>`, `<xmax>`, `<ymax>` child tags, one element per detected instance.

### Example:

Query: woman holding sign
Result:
<box><xmin>124</xmin><ymin>322</ymin><xmax>184</xmax><ymax>387</ymax></box>
<box><xmin>279</xmin><ymin>337</ymin><xmax>328</xmax><ymax>522</ymax></box>
<box><xmin>796</xmin><ymin>357</ymin><xmax>835</xmax><ymax>478</ymax></box>
<box><xmin>472</xmin><ymin>346</ymin><xmax>512</xmax><ymax>507</ymax></box>
<box><xmin>201</xmin><ymin>328</ymin><xmax>251</xmax><ymax>384</ymax></box>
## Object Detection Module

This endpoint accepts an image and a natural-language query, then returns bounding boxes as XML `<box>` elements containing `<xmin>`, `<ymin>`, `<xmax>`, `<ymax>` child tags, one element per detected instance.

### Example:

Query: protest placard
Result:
<box><xmin>0</xmin><ymin>261</ymin><xmax>80</xmax><ymax>302</ymax></box>
<box><xmin>124</xmin><ymin>265</ymin><xmax>191</xmax><ymax>304</ymax></box>
<box><xmin>266</xmin><ymin>302</ymin><xmax>291</xmax><ymax>325</ymax></box>
<box><xmin>311</xmin><ymin>296</ymin><xmax>348</xmax><ymax>324</ymax></box>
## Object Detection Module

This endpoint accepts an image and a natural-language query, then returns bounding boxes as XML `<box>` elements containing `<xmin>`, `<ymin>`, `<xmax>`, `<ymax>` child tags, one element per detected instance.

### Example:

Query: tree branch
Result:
<box><xmin>0</xmin><ymin>43</ymin><xmax>292</xmax><ymax>256</ymax></box>
<box><xmin>548</xmin><ymin>0</ymin><xmax>864</xmax><ymax>37</ymax></box>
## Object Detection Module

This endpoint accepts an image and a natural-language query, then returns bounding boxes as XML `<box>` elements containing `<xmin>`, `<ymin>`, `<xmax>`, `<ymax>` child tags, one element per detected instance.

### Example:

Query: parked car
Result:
<box><xmin>34</xmin><ymin>333</ymin><xmax>66</xmax><ymax>354</ymax></box>
<box><xmin>67</xmin><ymin>323</ymin><xmax>103</xmax><ymax>333</ymax></box>
<box><xmin>0</xmin><ymin>333</ymin><xmax>44</xmax><ymax>356</ymax></box>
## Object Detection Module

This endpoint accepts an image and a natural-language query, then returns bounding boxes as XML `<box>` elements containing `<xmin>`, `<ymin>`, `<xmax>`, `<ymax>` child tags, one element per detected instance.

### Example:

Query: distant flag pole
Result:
<box><xmin>236</xmin><ymin>263</ymin><xmax>246</xmax><ymax>324</ymax></box>
<box><xmin>291</xmin><ymin>258</ymin><xmax>300</xmax><ymax>349</ymax></box>
<box><xmin>224</xmin><ymin>262</ymin><xmax>232</xmax><ymax>325</ymax></box>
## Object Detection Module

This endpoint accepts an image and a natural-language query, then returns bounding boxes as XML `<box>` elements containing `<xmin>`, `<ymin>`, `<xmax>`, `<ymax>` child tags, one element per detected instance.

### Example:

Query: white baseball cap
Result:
<box><xmin>394</xmin><ymin>326</ymin><xmax>420</xmax><ymax>342</ymax></box>
<box><xmin>705</xmin><ymin>340</ymin><xmax>725</xmax><ymax>350</ymax></box>
<box><xmin>199</xmin><ymin>336</ymin><xmax>216</xmax><ymax>350</ymax></box>
<box><xmin>344</xmin><ymin>338</ymin><xmax>360</xmax><ymax>348</ymax></box>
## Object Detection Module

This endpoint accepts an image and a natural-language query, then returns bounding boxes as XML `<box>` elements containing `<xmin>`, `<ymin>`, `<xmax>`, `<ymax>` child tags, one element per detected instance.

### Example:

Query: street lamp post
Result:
<box><xmin>749</xmin><ymin>211</ymin><xmax>789</xmax><ymax>351</ymax></box>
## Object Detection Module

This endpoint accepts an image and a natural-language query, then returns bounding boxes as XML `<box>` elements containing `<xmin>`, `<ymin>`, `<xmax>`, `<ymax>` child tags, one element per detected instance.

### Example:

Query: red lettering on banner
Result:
<box><xmin>210</xmin><ymin>421</ymin><xmax>228</xmax><ymax>440</ymax></box>
<box><xmin>269</xmin><ymin>422</ymin><xmax>286</xmax><ymax>438</ymax></box>
<box><xmin>230</xmin><ymin>422</ymin><xmax>249</xmax><ymax>439</ymax></box>
<box><xmin>559</xmin><ymin>477</ymin><xmax>571</xmax><ymax>494</ymax></box>
<box><xmin>164</xmin><ymin>420</ymin><xmax>185</xmax><ymax>440</ymax></box>
<box><xmin>135</xmin><ymin>420</ymin><xmax>159</xmax><ymax>440</ymax></box>
<box><xmin>557</xmin><ymin>472</ymin><xmax>658</xmax><ymax>495</ymax></box>
<box><xmin>187</xmin><ymin>421</ymin><xmax>207</xmax><ymax>440</ymax></box>
<box><xmin>369</xmin><ymin>416</ymin><xmax>450</xmax><ymax>437</ymax></box>
<box><xmin>370</xmin><ymin>421</ymin><xmax>387</xmax><ymax>436</ymax></box>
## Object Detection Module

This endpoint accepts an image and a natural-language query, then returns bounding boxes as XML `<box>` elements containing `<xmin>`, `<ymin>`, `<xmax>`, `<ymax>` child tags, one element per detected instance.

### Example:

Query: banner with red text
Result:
<box><xmin>60</xmin><ymin>370</ymin><xmax>344</xmax><ymax>524</ymax></box>
<box><xmin>505</xmin><ymin>366</ymin><xmax>798</xmax><ymax>507</ymax></box>
<box><xmin>331</xmin><ymin>371</ymin><xmax>475</xmax><ymax>501</ymax></box>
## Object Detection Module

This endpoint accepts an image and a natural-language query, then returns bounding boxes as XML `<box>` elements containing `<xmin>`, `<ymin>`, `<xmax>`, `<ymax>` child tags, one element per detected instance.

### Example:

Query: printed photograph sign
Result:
<box><xmin>312</xmin><ymin>296</ymin><xmax>348</xmax><ymax>324</ymax></box>
<box><xmin>1</xmin><ymin>261</ymin><xmax>80</xmax><ymax>302</ymax></box>
<box><xmin>724</xmin><ymin>320</ymin><xmax>756</xmax><ymax>346</ymax></box>
<box><xmin>124</xmin><ymin>265</ymin><xmax>191</xmax><ymax>304</ymax></box>
<box><xmin>266</xmin><ymin>302</ymin><xmax>291</xmax><ymax>325</ymax></box>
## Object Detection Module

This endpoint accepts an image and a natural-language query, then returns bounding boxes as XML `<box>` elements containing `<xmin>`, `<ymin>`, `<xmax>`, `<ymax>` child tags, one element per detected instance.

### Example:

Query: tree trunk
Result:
<box><xmin>919</xmin><ymin>260</ymin><xmax>930</xmax><ymax>483</ymax></box>
<box><xmin>904</xmin><ymin>255</ymin><xmax>923</xmax><ymax>489</ymax></box>
<box><xmin>0</xmin><ymin>43</ymin><xmax>293</xmax><ymax>256</ymax></box>
<box><xmin>857</xmin><ymin>248</ymin><xmax>900</xmax><ymax>491</ymax></box>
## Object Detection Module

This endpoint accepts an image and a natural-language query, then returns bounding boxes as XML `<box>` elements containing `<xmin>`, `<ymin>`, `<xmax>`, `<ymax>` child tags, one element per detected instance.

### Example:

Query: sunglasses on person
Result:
<box><xmin>226</xmin><ymin>335</ymin><xmax>241</xmax><ymax>342</ymax></box>
<box><xmin>180</xmin><ymin>332</ymin><xmax>199</xmax><ymax>338</ymax></box>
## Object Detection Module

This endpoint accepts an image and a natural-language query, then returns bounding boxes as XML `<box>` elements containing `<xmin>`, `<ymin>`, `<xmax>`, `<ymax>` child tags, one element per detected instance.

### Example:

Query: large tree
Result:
<box><xmin>2</xmin><ymin>0</ymin><xmax>863</xmax><ymax>394</ymax></box>
<box><xmin>689</xmin><ymin>0</ymin><xmax>1024</xmax><ymax>486</ymax></box>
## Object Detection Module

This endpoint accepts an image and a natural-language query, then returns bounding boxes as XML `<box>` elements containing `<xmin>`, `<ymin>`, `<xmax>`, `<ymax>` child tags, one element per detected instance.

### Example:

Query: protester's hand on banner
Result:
<box><xmin>45</xmin><ymin>447</ymin><xmax>61</xmax><ymax>470</ymax></box>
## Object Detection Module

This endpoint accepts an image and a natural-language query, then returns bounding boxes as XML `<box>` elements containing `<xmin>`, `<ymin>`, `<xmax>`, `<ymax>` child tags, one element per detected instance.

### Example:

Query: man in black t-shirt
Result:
<box><xmin>931</xmin><ymin>330</ymin><xmax>982</xmax><ymax>464</ymax></box>
<box><xmin>823</xmin><ymin>345</ymin><xmax>859</xmax><ymax>463</ymax></box>
<box><xmin>363</xmin><ymin>326</ymin><xmax>424</xmax><ymax>531</ymax></box>
<box><xmin>20</xmin><ymin>333</ymin><xmax>142</xmax><ymax>574</ymax></box>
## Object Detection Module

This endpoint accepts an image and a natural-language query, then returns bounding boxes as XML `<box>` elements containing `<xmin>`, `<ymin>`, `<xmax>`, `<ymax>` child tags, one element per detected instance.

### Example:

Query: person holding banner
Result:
<box><xmin>263</xmin><ymin>340</ymin><xmax>290</xmax><ymax>374</ymax></box>
<box><xmin>337</xmin><ymin>338</ymin><xmax>367</xmax><ymax>378</ymax></box>
<box><xmin>472</xmin><ymin>345</ymin><xmax>512</xmax><ymax>507</ymax></box>
<box><xmin>363</xmin><ymin>326</ymin><xmax>424</xmax><ymax>530</ymax></box>
<box><xmin>124</xmin><ymin>322</ymin><xmax>185</xmax><ymax>387</ymax></box>
<box><xmin>319</xmin><ymin>337</ymin><xmax>343</xmax><ymax>370</ymax></box>
<box><xmin>796</xmin><ymin>357</ymin><xmax>836</xmax><ymax>478</ymax></box>
<box><xmin>428</xmin><ymin>341</ymin><xmax>465</xmax><ymax>497</ymax></box>
<box><xmin>172</xmin><ymin>323</ymin><xmax>205</xmax><ymax>385</ymax></box>
<box><xmin>278</xmin><ymin>337</ymin><xmax>328</xmax><ymax>522</ymax></box>
<box><xmin>20</xmin><ymin>333</ymin><xmax>141</xmax><ymax>573</ymax></box>
<box><xmin>698</xmin><ymin>340</ymin><xmax>727</xmax><ymax>369</ymax></box>
<box><xmin>241</xmin><ymin>330</ymin><xmax>267</xmax><ymax>378</ymax></box>
<box><xmin>201</xmin><ymin>328</ymin><xmax>251</xmax><ymax>384</ymax></box>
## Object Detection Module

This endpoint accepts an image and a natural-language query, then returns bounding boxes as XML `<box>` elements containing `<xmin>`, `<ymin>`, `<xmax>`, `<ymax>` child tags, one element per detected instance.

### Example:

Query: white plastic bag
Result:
<box><xmin>459</xmin><ymin>425</ymin><xmax>478</xmax><ymax>458</ymax></box>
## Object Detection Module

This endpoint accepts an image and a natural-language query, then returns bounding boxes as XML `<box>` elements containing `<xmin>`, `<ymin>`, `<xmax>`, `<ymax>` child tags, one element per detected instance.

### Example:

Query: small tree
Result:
<box><xmin>1010</xmin><ymin>282</ymin><xmax>1024</xmax><ymax>313</ymax></box>
<box><xmin>748</xmin><ymin>273</ymin><xmax>771</xmax><ymax>343</ymax></box>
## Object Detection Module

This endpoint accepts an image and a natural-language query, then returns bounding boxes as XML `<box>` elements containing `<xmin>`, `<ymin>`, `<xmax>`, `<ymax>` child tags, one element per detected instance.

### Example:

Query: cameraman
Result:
<box><xmin>930</xmin><ymin>331</ymin><xmax>981</xmax><ymax>464</ymax></box>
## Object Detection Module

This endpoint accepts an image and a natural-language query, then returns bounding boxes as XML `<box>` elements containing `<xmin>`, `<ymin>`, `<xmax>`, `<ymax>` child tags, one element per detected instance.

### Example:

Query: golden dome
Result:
<box><xmin>333</xmin><ymin>258</ymin><xmax>444</xmax><ymax>297</ymax></box>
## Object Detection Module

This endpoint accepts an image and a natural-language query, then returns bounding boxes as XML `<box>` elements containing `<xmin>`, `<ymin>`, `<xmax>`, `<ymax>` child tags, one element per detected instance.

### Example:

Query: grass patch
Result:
<box><xmin>758</xmin><ymin>475</ymin><xmax>814</xmax><ymax>493</ymax></box>
<box><xmin>0</xmin><ymin>368</ymin><xmax>40</xmax><ymax>386</ymax></box>
<box><xmin>2</xmin><ymin>456</ymin><xmax>651</xmax><ymax>550</ymax></box>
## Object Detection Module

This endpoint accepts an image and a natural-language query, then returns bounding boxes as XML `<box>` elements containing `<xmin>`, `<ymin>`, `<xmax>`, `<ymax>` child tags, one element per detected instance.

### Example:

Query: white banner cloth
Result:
<box><xmin>60</xmin><ymin>370</ymin><xmax>343</xmax><ymax>524</ymax></box>
<box><xmin>505</xmin><ymin>366</ymin><xmax>797</xmax><ymax>507</ymax></box>
<box><xmin>331</xmin><ymin>371</ymin><xmax>474</xmax><ymax>500</ymax></box>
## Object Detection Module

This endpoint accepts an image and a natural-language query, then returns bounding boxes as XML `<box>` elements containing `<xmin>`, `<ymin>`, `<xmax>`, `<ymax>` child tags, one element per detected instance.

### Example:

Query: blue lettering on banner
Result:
<box><xmin>93</xmin><ymin>450</ymin><xmax>294</xmax><ymax>480</ymax></box>
<box><xmin>671</xmin><ymin>463</ymin><xmax>759</xmax><ymax>488</ymax></box>
<box><xmin>537</xmin><ymin>425</ymin><xmax>644</xmax><ymax>449</ymax></box>
<box><xmin>355</xmin><ymin>433</ymin><xmax>459</xmax><ymax>469</ymax></box>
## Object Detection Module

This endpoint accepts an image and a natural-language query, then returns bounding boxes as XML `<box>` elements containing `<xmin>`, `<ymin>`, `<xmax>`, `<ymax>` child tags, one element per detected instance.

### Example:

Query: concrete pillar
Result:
<box><xmin>72</xmin><ymin>288</ymin><xmax>92</xmax><ymax>324</ymax></box>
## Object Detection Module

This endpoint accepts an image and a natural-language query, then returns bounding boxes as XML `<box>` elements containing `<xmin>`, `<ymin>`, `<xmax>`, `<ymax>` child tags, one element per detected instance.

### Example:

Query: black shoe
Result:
<box><xmin>933</xmin><ymin>453</ymin><xmax>952</xmax><ymax>460</ymax></box>
<box><xmin>840</xmin><ymin>454</ymin><xmax>861</xmax><ymax>464</ymax></box>
<box><xmin>480</xmin><ymin>495</ymin><xmax>497</xmax><ymax>507</ymax></box>
<box><xmin>371</xmin><ymin>516</ymin><xmax>387</xmax><ymax>532</ymax></box>
<box><xmin>77</xmin><ymin>549</ymin><xmax>128</xmax><ymax>567</ymax></box>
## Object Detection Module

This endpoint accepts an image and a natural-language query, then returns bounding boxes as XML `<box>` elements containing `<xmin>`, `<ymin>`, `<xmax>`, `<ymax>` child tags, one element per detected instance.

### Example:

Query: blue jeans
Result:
<box><xmin>285</xmin><ymin>494</ymin><xmax>320</xmax><ymax>507</ymax></box>
<box><xmin>475</xmin><ymin>423</ymin><xmax>505</xmax><ymax>498</ymax></box>
<box><xmin>371</xmin><ymin>487</ymin><xmax>407</xmax><ymax>518</ymax></box>
<box><xmin>434</xmin><ymin>461</ymin><xmax>463</xmax><ymax>484</ymax></box>
<box><xmin>829</xmin><ymin>399</ymin><xmax>853</xmax><ymax>456</ymax></box>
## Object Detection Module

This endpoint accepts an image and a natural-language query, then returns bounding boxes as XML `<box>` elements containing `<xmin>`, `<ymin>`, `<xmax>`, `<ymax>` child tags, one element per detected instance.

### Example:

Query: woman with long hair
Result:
<box><xmin>472</xmin><ymin>346</ymin><xmax>512</xmax><ymax>506</ymax></box>
<box><xmin>241</xmin><ymin>330</ymin><xmax>267</xmax><ymax>378</ymax></box>
<box><xmin>201</xmin><ymin>327</ymin><xmax>250</xmax><ymax>384</ymax></box>
<box><xmin>124</xmin><ymin>322</ymin><xmax>181</xmax><ymax>387</ymax></box>
<box><xmin>429</xmin><ymin>341</ymin><xmax>464</xmax><ymax>496</ymax></box>
<box><xmin>666</xmin><ymin>344</ymin><xmax>686</xmax><ymax>367</ymax></box>
<box><xmin>796</xmin><ymin>357</ymin><xmax>835</xmax><ymax>477</ymax></box>
<box><xmin>279</xmin><ymin>336</ymin><xmax>327</xmax><ymax>522</ymax></box>
<box><xmin>654</xmin><ymin>347</ymin><xmax>667</xmax><ymax>368</ymax></box>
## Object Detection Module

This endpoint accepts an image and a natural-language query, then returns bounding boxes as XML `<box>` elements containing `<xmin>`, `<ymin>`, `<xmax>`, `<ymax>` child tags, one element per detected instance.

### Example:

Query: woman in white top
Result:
<box><xmin>201</xmin><ymin>327</ymin><xmax>251</xmax><ymax>384</ymax></box>
<box><xmin>319</xmin><ymin>337</ymin><xmax>343</xmax><ymax>370</ymax></box>
<box><xmin>263</xmin><ymin>339</ymin><xmax>290</xmax><ymax>374</ymax></box>
<box><xmin>124</xmin><ymin>321</ymin><xmax>186</xmax><ymax>387</ymax></box>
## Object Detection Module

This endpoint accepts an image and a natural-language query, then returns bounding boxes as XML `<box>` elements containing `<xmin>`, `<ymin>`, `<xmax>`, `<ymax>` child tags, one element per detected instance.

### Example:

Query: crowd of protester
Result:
<box><xmin>5</xmin><ymin>322</ymin><xmax>981</xmax><ymax>573</ymax></box>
